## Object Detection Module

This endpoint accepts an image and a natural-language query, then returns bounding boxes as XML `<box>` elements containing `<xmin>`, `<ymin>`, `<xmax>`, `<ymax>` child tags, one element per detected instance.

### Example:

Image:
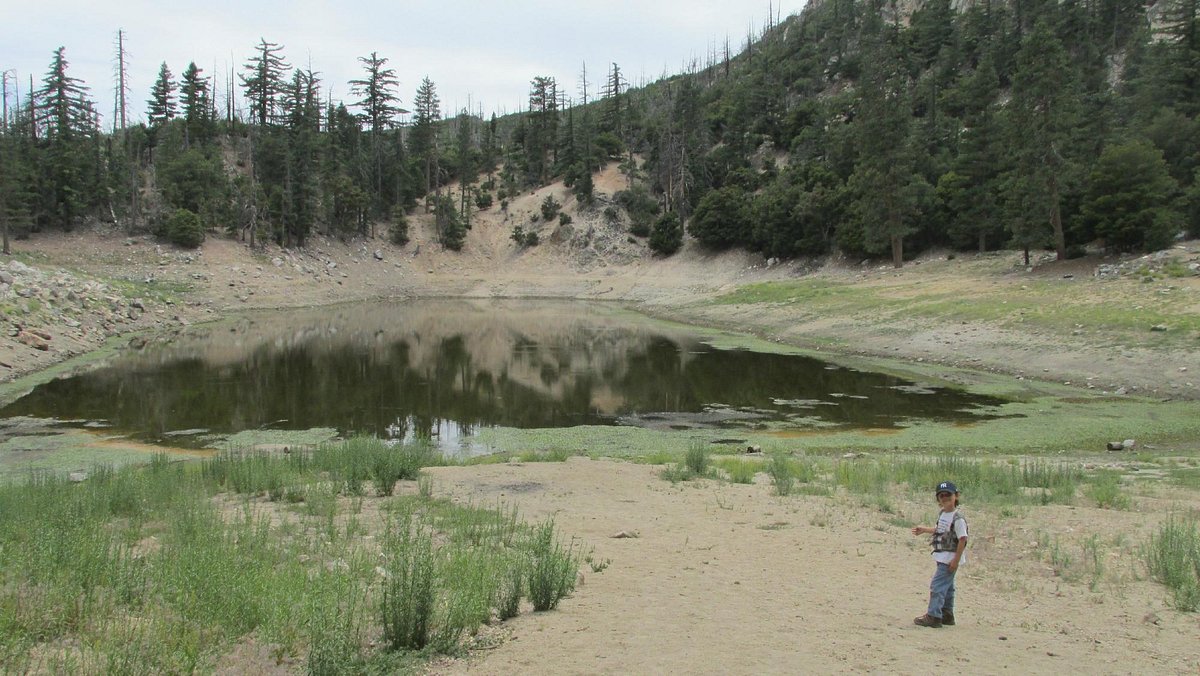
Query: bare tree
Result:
<box><xmin>112</xmin><ymin>29</ymin><xmax>129</xmax><ymax>133</ymax></box>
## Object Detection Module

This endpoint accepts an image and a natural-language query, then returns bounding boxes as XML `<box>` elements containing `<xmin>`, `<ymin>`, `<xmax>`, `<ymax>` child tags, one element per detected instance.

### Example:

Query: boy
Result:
<box><xmin>910</xmin><ymin>480</ymin><xmax>968</xmax><ymax>628</ymax></box>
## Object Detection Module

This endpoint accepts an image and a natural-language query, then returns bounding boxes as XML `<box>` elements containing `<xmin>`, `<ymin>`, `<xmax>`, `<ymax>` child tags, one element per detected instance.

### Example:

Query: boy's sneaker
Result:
<box><xmin>941</xmin><ymin>611</ymin><xmax>955</xmax><ymax>626</ymax></box>
<box><xmin>913</xmin><ymin>614</ymin><xmax>943</xmax><ymax>628</ymax></box>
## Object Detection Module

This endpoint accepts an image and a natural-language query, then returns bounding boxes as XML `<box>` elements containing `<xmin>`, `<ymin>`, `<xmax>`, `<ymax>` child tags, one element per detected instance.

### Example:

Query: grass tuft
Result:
<box><xmin>1144</xmin><ymin>513</ymin><xmax>1200</xmax><ymax>612</ymax></box>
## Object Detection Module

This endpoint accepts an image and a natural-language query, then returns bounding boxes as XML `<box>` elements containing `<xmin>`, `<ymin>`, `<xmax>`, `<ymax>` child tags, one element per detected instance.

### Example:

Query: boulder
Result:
<box><xmin>17</xmin><ymin>331</ymin><xmax>50</xmax><ymax>351</ymax></box>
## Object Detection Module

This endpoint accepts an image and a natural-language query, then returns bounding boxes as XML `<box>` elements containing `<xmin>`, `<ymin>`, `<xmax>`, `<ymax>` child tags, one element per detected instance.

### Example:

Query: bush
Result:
<box><xmin>615</xmin><ymin>185</ymin><xmax>660</xmax><ymax>236</ymax></box>
<box><xmin>1144</xmin><ymin>514</ymin><xmax>1200</xmax><ymax>611</ymax></box>
<box><xmin>474</xmin><ymin>190</ymin><xmax>494</xmax><ymax>210</ymax></box>
<box><xmin>526</xmin><ymin>518</ymin><xmax>579</xmax><ymax>612</ymax></box>
<box><xmin>389</xmin><ymin>207</ymin><xmax>410</xmax><ymax>246</ymax></box>
<box><xmin>769</xmin><ymin>452</ymin><xmax>795</xmax><ymax>496</ymax></box>
<box><xmin>558</xmin><ymin>212</ymin><xmax>572</xmax><ymax>226</ymax></box>
<box><xmin>572</xmin><ymin>167</ymin><xmax>594</xmax><ymax>205</ymax></box>
<box><xmin>649</xmin><ymin>212</ymin><xmax>683</xmax><ymax>256</ymax></box>
<box><xmin>684</xmin><ymin>442</ymin><xmax>710</xmax><ymax>476</ymax></box>
<box><xmin>511</xmin><ymin>226</ymin><xmax>539</xmax><ymax>248</ymax></box>
<box><xmin>690</xmin><ymin>186</ymin><xmax>751</xmax><ymax>249</ymax></box>
<box><xmin>164</xmin><ymin>208</ymin><xmax>205</xmax><ymax>248</ymax></box>
<box><xmin>540</xmin><ymin>195</ymin><xmax>562</xmax><ymax>221</ymax></box>
<box><xmin>380</xmin><ymin>515</ymin><xmax>438</xmax><ymax>650</ymax></box>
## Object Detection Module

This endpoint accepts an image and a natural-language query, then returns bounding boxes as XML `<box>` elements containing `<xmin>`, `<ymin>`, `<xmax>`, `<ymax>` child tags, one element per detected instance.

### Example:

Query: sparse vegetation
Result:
<box><xmin>1144</xmin><ymin>513</ymin><xmax>1200</xmax><ymax>611</ymax></box>
<box><xmin>0</xmin><ymin>439</ymin><xmax>583</xmax><ymax>671</ymax></box>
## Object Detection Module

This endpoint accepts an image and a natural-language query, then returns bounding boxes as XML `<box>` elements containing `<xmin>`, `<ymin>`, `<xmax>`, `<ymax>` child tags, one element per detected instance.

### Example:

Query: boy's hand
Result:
<box><xmin>948</xmin><ymin>558</ymin><xmax>959</xmax><ymax>573</ymax></box>
<box><xmin>911</xmin><ymin>526</ymin><xmax>927</xmax><ymax>536</ymax></box>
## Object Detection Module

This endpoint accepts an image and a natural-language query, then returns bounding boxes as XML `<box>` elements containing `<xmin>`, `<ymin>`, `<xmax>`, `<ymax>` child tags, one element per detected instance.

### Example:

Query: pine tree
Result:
<box><xmin>349</xmin><ymin>52</ymin><xmax>400</xmax><ymax>134</ymax></box>
<box><xmin>847</xmin><ymin>27</ymin><xmax>926</xmax><ymax>267</ymax></box>
<box><xmin>454</xmin><ymin>109</ymin><xmax>477</xmax><ymax>228</ymax></box>
<box><xmin>410</xmin><ymin>76</ymin><xmax>441</xmax><ymax>205</ymax></box>
<box><xmin>146</xmin><ymin>62</ymin><xmax>176</xmax><ymax>128</ymax></box>
<box><xmin>180</xmin><ymin>62</ymin><xmax>211</xmax><ymax>146</ymax></box>
<box><xmin>281</xmin><ymin>68</ymin><xmax>322</xmax><ymax>245</ymax></box>
<box><xmin>36</xmin><ymin>47</ymin><xmax>100</xmax><ymax>229</ymax></box>
<box><xmin>1006</xmin><ymin>18</ymin><xmax>1080</xmax><ymax>261</ymax></box>
<box><xmin>525</xmin><ymin>76</ymin><xmax>557</xmax><ymax>185</ymax></box>
<box><xmin>351</xmin><ymin>52</ymin><xmax>401</xmax><ymax>220</ymax></box>
<box><xmin>240</xmin><ymin>38</ymin><xmax>290</xmax><ymax>127</ymax></box>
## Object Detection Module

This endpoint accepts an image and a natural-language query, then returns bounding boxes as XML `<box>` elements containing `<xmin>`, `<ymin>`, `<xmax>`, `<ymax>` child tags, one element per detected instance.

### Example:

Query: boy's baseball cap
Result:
<box><xmin>936</xmin><ymin>481</ymin><xmax>958</xmax><ymax>495</ymax></box>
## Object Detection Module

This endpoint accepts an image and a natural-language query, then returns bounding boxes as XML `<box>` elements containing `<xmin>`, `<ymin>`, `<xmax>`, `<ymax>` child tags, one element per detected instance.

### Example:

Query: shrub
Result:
<box><xmin>649</xmin><ymin>212</ymin><xmax>683</xmax><ymax>256</ymax></box>
<box><xmin>474</xmin><ymin>190</ymin><xmax>493</xmax><ymax>210</ymax></box>
<box><xmin>540</xmin><ymin>195</ymin><xmax>562</xmax><ymax>221</ymax></box>
<box><xmin>389</xmin><ymin>208</ymin><xmax>410</xmax><ymax>246</ymax></box>
<box><xmin>615</xmin><ymin>185</ymin><xmax>660</xmax><ymax>235</ymax></box>
<box><xmin>1144</xmin><ymin>513</ymin><xmax>1200</xmax><ymax>611</ymax></box>
<box><xmin>769</xmin><ymin>452</ymin><xmax>795</xmax><ymax>496</ymax></box>
<box><xmin>684</xmin><ymin>442</ymin><xmax>710</xmax><ymax>477</ymax></box>
<box><xmin>1086</xmin><ymin>472</ymin><xmax>1131</xmax><ymax>510</ymax></box>
<box><xmin>526</xmin><ymin>518</ymin><xmax>578</xmax><ymax>611</ymax></box>
<box><xmin>511</xmin><ymin>225</ymin><xmax>539</xmax><ymax>248</ymax></box>
<box><xmin>380</xmin><ymin>514</ymin><xmax>438</xmax><ymax>651</ymax></box>
<box><xmin>558</xmin><ymin>212</ymin><xmax>572</xmax><ymax>226</ymax></box>
<box><xmin>164</xmin><ymin>208</ymin><xmax>205</xmax><ymax>248</ymax></box>
<box><xmin>572</xmin><ymin>167</ymin><xmax>594</xmax><ymax>205</ymax></box>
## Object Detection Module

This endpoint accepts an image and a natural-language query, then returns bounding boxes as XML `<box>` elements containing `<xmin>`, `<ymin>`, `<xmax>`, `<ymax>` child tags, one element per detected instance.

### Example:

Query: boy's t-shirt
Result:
<box><xmin>932</xmin><ymin>509</ymin><xmax>968</xmax><ymax>565</ymax></box>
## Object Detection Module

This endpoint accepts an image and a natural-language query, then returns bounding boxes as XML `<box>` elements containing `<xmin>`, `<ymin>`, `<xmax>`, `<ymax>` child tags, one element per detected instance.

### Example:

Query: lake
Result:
<box><xmin>0</xmin><ymin>299</ymin><xmax>1007</xmax><ymax>455</ymax></box>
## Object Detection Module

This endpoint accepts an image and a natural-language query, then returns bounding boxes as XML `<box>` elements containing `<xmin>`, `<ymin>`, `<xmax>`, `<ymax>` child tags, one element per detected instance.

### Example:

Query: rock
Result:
<box><xmin>29</xmin><ymin>328</ymin><xmax>52</xmax><ymax>340</ymax></box>
<box><xmin>610</xmin><ymin>530</ymin><xmax>640</xmax><ymax>539</ymax></box>
<box><xmin>745</xmin><ymin>445</ymin><xmax>762</xmax><ymax>454</ymax></box>
<box><xmin>131</xmin><ymin>298</ymin><xmax>145</xmax><ymax>310</ymax></box>
<box><xmin>0</xmin><ymin>271</ymin><xmax>13</xmax><ymax>285</ymax></box>
<box><xmin>17</xmin><ymin>331</ymin><xmax>50</xmax><ymax>350</ymax></box>
<box><xmin>8</xmin><ymin>260</ymin><xmax>32</xmax><ymax>274</ymax></box>
<box><xmin>1107</xmin><ymin>441</ymin><xmax>1125</xmax><ymax>451</ymax></box>
<box><xmin>127</xmin><ymin>307</ymin><xmax>142</xmax><ymax>321</ymax></box>
<box><xmin>69</xmin><ymin>471</ymin><xmax>88</xmax><ymax>483</ymax></box>
<box><xmin>1151</xmin><ymin>324</ymin><xmax>1168</xmax><ymax>332</ymax></box>
<box><xmin>1122</xmin><ymin>439</ymin><xmax>1136</xmax><ymax>450</ymax></box>
<box><xmin>374</xmin><ymin>249</ymin><xmax>384</xmax><ymax>260</ymax></box>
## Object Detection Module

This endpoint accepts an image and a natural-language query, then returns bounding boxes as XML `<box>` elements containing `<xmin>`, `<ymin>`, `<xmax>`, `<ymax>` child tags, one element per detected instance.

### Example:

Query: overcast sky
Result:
<box><xmin>2</xmin><ymin>0</ymin><xmax>809</xmax><ymax>128</ymax></box>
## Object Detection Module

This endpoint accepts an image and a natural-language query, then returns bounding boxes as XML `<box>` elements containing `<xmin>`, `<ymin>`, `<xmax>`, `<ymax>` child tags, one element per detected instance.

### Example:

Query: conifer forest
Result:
<box><xmin>1</xmin><ymin>0</ymin><xmax>1198</xmax><ymax>267</ymax></box>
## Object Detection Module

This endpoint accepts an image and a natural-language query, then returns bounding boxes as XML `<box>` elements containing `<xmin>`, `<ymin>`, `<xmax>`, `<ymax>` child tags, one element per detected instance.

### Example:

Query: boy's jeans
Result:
<box><xmin>927</xmin><ymin>562</ymin><xmax>956</xmax><ymax>618</ymax></box>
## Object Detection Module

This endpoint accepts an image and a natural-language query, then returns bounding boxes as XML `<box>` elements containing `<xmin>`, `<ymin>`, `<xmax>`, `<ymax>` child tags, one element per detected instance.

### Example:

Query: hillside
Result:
<box><xmin>2</xmin><ymin>160</ymin><xmax>1198</xmax><ymax>401</ymax></box>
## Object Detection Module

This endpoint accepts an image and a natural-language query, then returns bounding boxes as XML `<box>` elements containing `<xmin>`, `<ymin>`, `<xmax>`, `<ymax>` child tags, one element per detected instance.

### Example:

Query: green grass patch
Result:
<box><xmin>0</xmin><ymin>438</ymin><xmax>583</xmax><ymax>671</ymax></box>
<box><xmin>713</xmin><ymin>457</ymin><xmax>760</xmax><ymax>484</ymax></box>
<box><xmin>1085</xmin><ymin>471</ymin><xmax>1132</xmax><ymax>510</ymax></box>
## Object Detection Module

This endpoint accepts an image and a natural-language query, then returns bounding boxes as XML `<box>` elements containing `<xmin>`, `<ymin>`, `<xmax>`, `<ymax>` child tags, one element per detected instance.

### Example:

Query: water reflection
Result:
<box><xmin>0</xmin><ymin>300</ymin><xmax>1008</xmax><ymax>451</ymax></box>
